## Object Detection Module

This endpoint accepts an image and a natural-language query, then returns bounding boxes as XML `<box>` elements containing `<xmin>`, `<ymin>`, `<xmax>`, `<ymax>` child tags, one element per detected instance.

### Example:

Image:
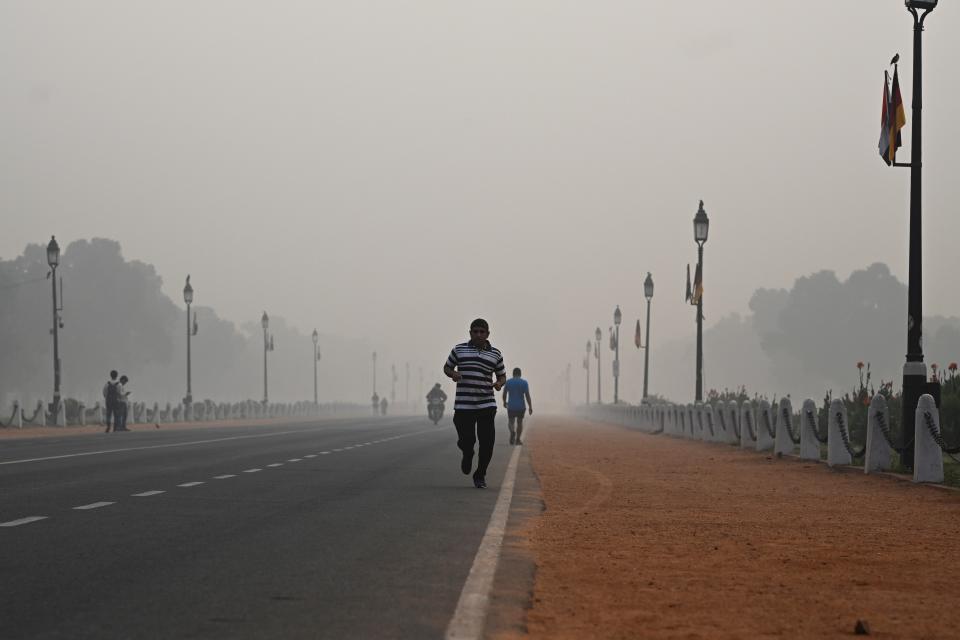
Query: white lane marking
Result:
<box><xmin>445</xmin><ymin>430</ymin><xmax>527</xmax><ymax>640</ymax></box>
<box><xmin>304</xmin><ymin>454</ymin><xmax>316</xmax><ymax>458</ymax></box>
<box><xmin>243</xmin><ymin>468</ymin><xmax>262</xmax><ymax>473</ymax></box>
<box><xmin>319</xmin><ymin>451</ymin><xmax>330</xmax><ymax>455</ymax></box>
<box><xmin>288</xmin><ymin>458</ymin><xmax>302</xmax><ymax>462</ymax></box>
<box><xmin>0</xmin><ymin>429</ymin><xmax>332</xmax><ymax>466</ymax></box>
<box><xmin>214</xmin><ymin>474</ymin><xmax>236</xmax><ymax>480</ymax></box>
<box><xmin>132</xmin><ymin>490</ymin><xmax>165</xmax><ymax>497</ymax></box>
<box><xmin>74</xmin><ymin>502</ymin><xmax>115</xmax><ymax>510</ymax></box>
<box><xmin>267</xmin><ymin>463</ymin><xmax>283</xmax><ymax>468</ymax></box>
<box><xmin>178</xmin><ymin>482</ymin><xmax>204</xmax><ymax>488</ymax></box>
<box><xmin>0</xmin><ymin>516</ymin><xmax>48</xmax><ymax>527</ymax></box>
<box><xmin>332</xmin><ymin>448</ymin><xmax>343</xmax><ymax>452</ymax></box>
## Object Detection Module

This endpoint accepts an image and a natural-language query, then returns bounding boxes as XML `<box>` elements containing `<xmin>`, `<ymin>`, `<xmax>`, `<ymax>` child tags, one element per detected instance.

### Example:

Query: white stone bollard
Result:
<box><xmin>799</xmin><ymin>399</ymin><xmax>821</xmax><ymax>461</ymax></box>
<box><xmin>688</xmin><ymin>404</ymin><xmax>699</xmax><ymax>440</ymax></box>
<box><xmin>756</xmin><ymin>400</ymin><xmax>775</xmax><ymax>452</ymax></box>
<box><xmin>774</xmin><ymin>398</ymin><xmax>796</xmax><ymax>456</ymax></box>
<box><xmin>57</xmin><ymin>401</ymin><xmax>66</xmax><ymax>427</ymax></box>
<box><xmin>704</xmin><ymin>404</ymin><xmax>718</xmax><ymax>443</ymax></box>
<box><xmin>14</xmin><ymin>399</ymin><xmax>23</xmax><ymax>428</ymax></box>
<box><xmin>739</xmin><ymin>403</ymin><xmax>755</xmax><ymax>449</ymax></box>
<box><xmin>827</xmin><ymin>398</ymin><xmax>852</xmax><ymax>467</ymax></box>
<box><xmin>913</xmin><ymin>394</ymin><xmax>944</xmax><ymax>483</ymax></box>
<box><xmin>864</xmin><ymin>395</ymin><xmax>892</xmax><ymax>474</ymax></box>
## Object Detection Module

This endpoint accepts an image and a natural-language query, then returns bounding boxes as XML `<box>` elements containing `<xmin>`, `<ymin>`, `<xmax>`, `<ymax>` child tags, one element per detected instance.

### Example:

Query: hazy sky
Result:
<box><xmin>2</xmin><ymin>2</ymin><xmax>958</xmax><ymax>403</ymax></box>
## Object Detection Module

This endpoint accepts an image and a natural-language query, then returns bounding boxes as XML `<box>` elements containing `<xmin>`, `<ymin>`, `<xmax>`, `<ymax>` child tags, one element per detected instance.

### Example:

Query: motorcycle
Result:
<box><xmin>427</xmin><ymin>400</ymin><xmax>445</xmax><ymax>425</ymax></box>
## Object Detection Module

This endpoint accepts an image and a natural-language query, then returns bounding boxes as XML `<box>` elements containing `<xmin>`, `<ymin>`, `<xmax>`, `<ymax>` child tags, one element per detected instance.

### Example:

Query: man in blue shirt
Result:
<box><xmin>502</xmin><ymin>368</ymin><xmax>532</xmax><ymax>445</ymax></box>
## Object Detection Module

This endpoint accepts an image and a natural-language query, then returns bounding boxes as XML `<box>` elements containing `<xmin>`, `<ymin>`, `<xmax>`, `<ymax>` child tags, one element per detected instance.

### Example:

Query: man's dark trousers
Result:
<box><xmin>453</xmin><ymin>408</ymin><xmax>496</xmax><ymax>478</ymax></box>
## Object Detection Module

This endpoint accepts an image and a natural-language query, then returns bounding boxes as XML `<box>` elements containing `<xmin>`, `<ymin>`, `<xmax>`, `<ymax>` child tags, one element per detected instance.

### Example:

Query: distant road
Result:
<box><xmin>0</xmin><ymin>416</ymin><xmax>513</xmax><ymax>639</ymax></box>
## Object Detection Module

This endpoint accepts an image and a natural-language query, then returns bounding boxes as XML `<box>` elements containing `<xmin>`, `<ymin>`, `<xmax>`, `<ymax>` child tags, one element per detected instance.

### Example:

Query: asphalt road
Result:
<box><xmin>0</xmin><ymin>415</ymin><xmax>519</xmax><ymax>639</ymax></box>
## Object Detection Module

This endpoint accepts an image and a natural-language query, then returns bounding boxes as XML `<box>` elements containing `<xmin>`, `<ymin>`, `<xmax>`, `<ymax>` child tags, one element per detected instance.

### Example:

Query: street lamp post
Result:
<box><xmin>372</xmin><ymin>351</ymin><xmax>377</xmax><ymax>394</ymax></box>
<box><xmin>584</xmin><ymin>341</ymin><xmax>591</xmax><ymax>404</ymax></box>
<box><xmin>261</xmin><ymin>311</ymin><xmax>272</xmax><ymax>406</ymax></box>
<box><xmin>613</xmin><ymin>306</ymin><xmax>622</xmax><ymax>404</ymax></box>
<box><xmin>46</xmin><ymin>236</ymin><xmax>62</xmax><ymax>421</ymax></box>
<box><xmin>900</xmin><ymin>0</ymin><xmax>939</xmax><ymax>468</ymax></box>
<box><xmin>595</xmin><ymin>327</ymin><xmax>602</xmax><ymax>404</ymax></box>
<box><xmin>312</xmin><ymin>329</ymin><xmax>319</xmax><ymax>405</ymax></box>
<box><xmin>183</xmin><ymin>276</ymin><xmax>194</xmax><ymax>420</ymax></box>
<box><xmin>643</xmin><ymin>273</ymin><xmax>654</xmax><ymax>401</ymax></box>
<box><xmin>692</xmin><ymin>201</ymin><xmax>709</xmax><ymax>403</ymax></box>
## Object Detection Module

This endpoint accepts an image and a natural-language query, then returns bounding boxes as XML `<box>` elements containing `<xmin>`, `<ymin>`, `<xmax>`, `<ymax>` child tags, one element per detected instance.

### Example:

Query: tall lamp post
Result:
<box><xmin>183</xmin><ymin>276</ymin><xmax>194</xmax><ymax>420</ymax></box>
<box><xmin>46</xmin><ymin>236</ymin><xmax>62</xmax><ymax>420</ymax></box>
<box><xmin>900</xmin><ymin>0</ymin><xmax>939</xmax><ymax>469</ymax></box>
<box><xmin>595</xmin><ymin>327</ymin><xmax>602</xmax><ymax>404</ymax></box>
<box><xmin>612</xmin><ymin>306</ymin><xmax>622</xmax><ymax>404</ymax></box>
<box><xmin>584</xmin><ymin>341</ymin><xmax>591</xmax><ymax>404</ymax></box>
<box><xmin>642</xmin><ymin>272</ymin><xmax>654</xmax><ymax>401</ymax></box>
<box><xmin>261</xmin><ymin>311</ymin><xmax>273</xmax><ymax>406</ymax></box>
<box><xmin>312</xmin><ymin>329</ymin><xmax>319</xmax><ymax>405</ymax></box>
<box><xmin>691</xmin><ymin>201</ymin><xmax>709</xmax><ymax>403</ymax></box>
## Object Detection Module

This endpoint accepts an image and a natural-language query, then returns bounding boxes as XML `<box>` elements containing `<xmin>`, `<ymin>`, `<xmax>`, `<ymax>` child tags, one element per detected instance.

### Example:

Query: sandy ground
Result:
<box><xmin>513</xmin><ymin>417</ymin><xmax>960</xmax><ymax>640</ymax></box>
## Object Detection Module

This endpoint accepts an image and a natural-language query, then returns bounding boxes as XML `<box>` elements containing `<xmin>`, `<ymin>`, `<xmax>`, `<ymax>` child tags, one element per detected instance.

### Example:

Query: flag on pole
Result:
<box><xmin>879</xmin><ymin>71</ymin><xmax>891</xmax><ymax>165</ymax></box>
<box><xmin>691</xmin><ymin>263</ymin><xmax>703</xmax><ymax>305</ymax></box>
<box><xmin>888</xmin><ymin>64</ymin><xmax>906</xmax><ymax>164</ymax></box>
<box><xmin>634</xmin><ymin>319</ymin><xmax>642</xmax><ymax>349</ymax></box>
<box><xmin>685</xmin><ymin>264</ymin><xmax>692</xmax><ymax>303</ymax></box>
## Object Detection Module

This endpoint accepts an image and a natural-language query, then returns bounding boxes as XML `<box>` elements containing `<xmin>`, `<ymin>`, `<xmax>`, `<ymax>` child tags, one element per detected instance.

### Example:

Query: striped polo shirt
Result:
<box><xmin>445</xmin><ymin>341</ymin><xmax>506</xmax><ymax>411</ymax></box>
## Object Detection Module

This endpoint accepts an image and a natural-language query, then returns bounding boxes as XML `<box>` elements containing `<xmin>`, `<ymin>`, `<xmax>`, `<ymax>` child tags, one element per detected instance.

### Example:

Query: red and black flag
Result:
<box><xmin>879</xmin><ymin>71</ymin><xmax>891</xmax><ymax>165</ymax></box>
<box><xmin>888</xmin><ymin>64</ymin><xmax>906</xmax><ymax>164</ymax></box>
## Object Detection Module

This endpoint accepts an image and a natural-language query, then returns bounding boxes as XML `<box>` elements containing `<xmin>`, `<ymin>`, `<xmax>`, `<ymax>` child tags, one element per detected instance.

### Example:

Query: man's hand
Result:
<box><xmin>450</xmin><ymin>371</ymin><xmax>462</xmax><ymax>382</ymax></box>
<box><xmin>493</xmin><ymin>380</ymin><xmax>505</xmax><ymax>391</ymax></box>
<box><xmin>528</xmin><ymin>407</ymin><xmax>533</xmax><ymax>416</ymax></box>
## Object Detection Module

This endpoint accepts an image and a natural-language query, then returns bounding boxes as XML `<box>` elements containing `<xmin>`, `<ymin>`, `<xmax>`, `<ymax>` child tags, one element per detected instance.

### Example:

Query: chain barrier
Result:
<box><xmin>0</xmin><ymin>403</ymin><xmax>20</xmax><ymax>428</ymax></box>
<box><xmin>20</xmin><ymin>400</ymin><xmax>45</xmax><ymax>426</ymax></box>
<box><xmin>923</xmin><ymin>411</ymin><xmax>960</xmax><ymax>463</ymax></box>
<box><xmin>761</xmin><ymin>409</ymin><xmax>776</xmax><ymax>439</ymax></box>
<box><xmin>874</xmin><ymin>411</ymin><xmax>912</xmax><ymax>455</ymax></box>
<box><xmin>805</xmin><ymin>409</ymin><xmax>828</xmax><ymax>444</ymax></box>
<box><xmin>744</xmin><ymin>409</ymin><xmax>757</xmax><ymax>441</ymax></box>
<box><xmin>781</xmin><ymin>406</ymin><xmax>801</xmax><ymax>444</ymax></box>
<box><xmin>836</xmin><ymin>409</ymin><xmax>866</xmax><ymax>459</ymax></box>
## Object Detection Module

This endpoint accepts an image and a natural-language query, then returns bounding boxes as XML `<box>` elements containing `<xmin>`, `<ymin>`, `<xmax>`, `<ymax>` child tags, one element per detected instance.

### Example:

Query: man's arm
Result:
<box><xmin>525</xmin><ymin>388</ymin><xmax>533</xmax><ymax>414</ymax></box>
<box><xmin>502</xmin><ymin>386</ymin><xmax>509</xmax><ymax>407</ymax></box>
<box><xmin>443</xmin><ymin>365</ymin><xmax>462</xmax><ymax>382</ymax></box>
<box><xmin>493</xmin><ymin>374</ymin><xmax>506</xmax><ymax>392</ymax></box>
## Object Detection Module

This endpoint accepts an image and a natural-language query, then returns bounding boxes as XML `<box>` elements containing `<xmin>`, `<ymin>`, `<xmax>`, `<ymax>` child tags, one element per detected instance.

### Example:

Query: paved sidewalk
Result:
<box><xmin>509</xmin><ymin>416</ymin><xmax>960</xmax><ymax>639</ymax></box>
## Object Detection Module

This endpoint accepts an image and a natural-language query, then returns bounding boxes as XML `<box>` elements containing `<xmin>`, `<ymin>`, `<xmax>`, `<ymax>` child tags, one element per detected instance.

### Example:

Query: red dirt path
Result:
<box><xmin>514</xmin><ymin>417</ymin><xmax>960</xmax><ymax>639</ymax></box>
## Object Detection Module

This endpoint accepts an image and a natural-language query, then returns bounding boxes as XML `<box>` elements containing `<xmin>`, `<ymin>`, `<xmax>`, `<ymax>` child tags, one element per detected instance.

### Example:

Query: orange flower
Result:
<box><xmin>949</xmin><ymin>362</ymin><xmax>958</xmax><ymax>372</ymax></box>
<box><xmin>856</xmin><ymin>361</ymin><xmax>865</xmax><ymax>369</ymax></box>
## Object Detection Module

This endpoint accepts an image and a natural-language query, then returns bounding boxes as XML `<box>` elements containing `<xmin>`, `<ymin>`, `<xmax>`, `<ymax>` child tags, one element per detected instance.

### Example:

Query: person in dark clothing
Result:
<box><xmin>116</xmin><ymin>375</ymin><xmax>131</xmax><ymax>431</ymax></box>
<box><xmin>102</xmin><ymin>370</ymin><xmax>121</xmax><ymax>433</ymax></box>
<box><xmin>443</xmin><ymin>318</ymin><xmax>507</xmax><ymax>489</ymax></box>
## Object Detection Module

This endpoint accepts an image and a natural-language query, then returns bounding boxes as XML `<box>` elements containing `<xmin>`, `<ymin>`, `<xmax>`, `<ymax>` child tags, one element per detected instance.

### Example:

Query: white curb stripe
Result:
<box><xmin>445</xmin><ymin>441</ymin><xmax>524</xmax><ymax>640</ymax></box>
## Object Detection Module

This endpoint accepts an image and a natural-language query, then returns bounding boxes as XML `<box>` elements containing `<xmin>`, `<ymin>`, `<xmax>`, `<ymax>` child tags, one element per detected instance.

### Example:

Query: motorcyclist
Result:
<box><xmin>426</xmin><ymin>384</ymin><xmax>447</xmax><ymax>423</ymax></box>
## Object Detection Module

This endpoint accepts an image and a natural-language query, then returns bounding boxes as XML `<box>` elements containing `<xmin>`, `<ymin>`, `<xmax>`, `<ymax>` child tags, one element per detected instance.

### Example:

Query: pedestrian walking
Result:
<box><xmin>102</xmin><ymin>370</ymin><xmax>121</xmax><ymax>433</ymax></box>
<box><xmin>502</xmin><ymin>367</ymin><xmax>532</xmax><ymax>445</ymax></box>
<box><xmin>443</xmin><ymin>318</ymin><xmax>506</xmax><ymax>489</ymax></box>
<box><xmin>371</xmin><ymin>392</ymin><xmax>380</xmax><ymax>416</ymax></box>
<box><xmin>380</xmin><ymin>396</ymin><xmax>388</xmax><ymax>416</ymax></box>
<box><xmin>117</xmin><ymin>375</ymin><xmax>131</xmax><ymax>431</ymax></box>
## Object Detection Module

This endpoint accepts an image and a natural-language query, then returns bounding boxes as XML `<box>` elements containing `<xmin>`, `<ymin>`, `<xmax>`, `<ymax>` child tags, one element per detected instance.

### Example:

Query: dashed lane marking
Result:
<box><xmin>0</xmin><ymin>516</ymin><xmax>48</xmax><ymax>527</ymax></box>
<box><xmin>267</xmin><ymin>463</ymin><xmax>283</xmax><ymax>468</ymax></box>
<box><xmin>243</xmin><ymin>468</ymin><xmax>262</xmax><ymax>473</ymax></box>
<box><xmin>178</xmin><ymin>482</ymin><xmax>204</xmax><ymax>488</ymax></box>
<box><xmin>214</xmin><ymin>474</ymin><xmax>236</xmax><ymax>479</ymax></box>
<box><xmin>132</xmin><ymin>490</ymin><xmax>165</xmax><ymax>497</ymax></box>
<box><xmin>288</xmin><ymin>458</ymin><xmax>302</xmax><ymax>462</ymax></box>
<box><xmin>74</xmin><ymin>502</ymin><xmax>115</xmax><ymax>510</ymax></box>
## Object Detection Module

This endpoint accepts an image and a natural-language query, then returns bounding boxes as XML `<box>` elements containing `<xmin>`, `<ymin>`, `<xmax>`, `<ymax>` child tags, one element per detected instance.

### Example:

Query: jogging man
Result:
<box><xmin>444</xmin><ymin>318</ymin><xmax>506</xmax><ymax>489</ymax></box>
<box><xmin>502</xmin><ymin>367</ymin><xmax>532</xmax><ymax>445</ymax></box>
